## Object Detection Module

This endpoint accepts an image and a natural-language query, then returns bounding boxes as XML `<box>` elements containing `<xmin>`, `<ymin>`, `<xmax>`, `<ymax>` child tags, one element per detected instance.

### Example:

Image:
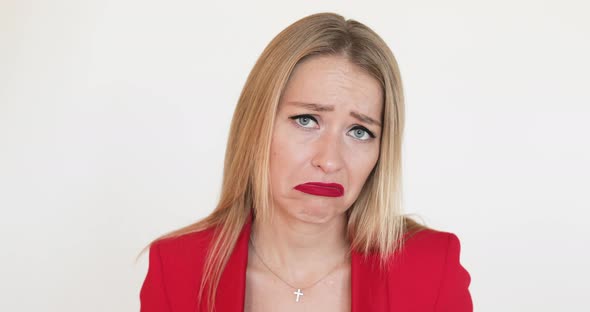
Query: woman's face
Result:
<box><xmin>269</xmin><ymin>54</ymin><xmax>383</xmax><ymax>224</ymax></box>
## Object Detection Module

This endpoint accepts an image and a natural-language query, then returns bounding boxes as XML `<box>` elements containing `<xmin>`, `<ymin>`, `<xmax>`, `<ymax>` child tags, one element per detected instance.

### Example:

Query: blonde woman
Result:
<box><xmin>140</xmin><ymin>12</ymin><xmax>472</xmax><ymax>312</ymax></box>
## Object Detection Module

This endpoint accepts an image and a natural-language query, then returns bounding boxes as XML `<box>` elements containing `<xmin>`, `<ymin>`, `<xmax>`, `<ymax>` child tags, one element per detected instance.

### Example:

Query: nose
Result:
<box><xmin>311</xmin><ymin>131</ymin><xmax>345</xmax><ymax>174</ymax></box>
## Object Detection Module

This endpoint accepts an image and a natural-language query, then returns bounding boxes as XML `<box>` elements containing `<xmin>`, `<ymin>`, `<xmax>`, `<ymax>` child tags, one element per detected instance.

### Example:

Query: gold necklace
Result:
<box><xmin>248</xmin><ymin>237</ymin><xmax>348</xmax><ymax>303</ymax></box>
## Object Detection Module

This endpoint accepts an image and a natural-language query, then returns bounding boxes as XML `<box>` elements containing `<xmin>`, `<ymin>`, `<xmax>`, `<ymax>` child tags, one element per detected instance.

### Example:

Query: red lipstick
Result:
<box><xmin>294</xmin><ymin>182</ymin><xmax>345</xmax><ymax>197</ymax></box>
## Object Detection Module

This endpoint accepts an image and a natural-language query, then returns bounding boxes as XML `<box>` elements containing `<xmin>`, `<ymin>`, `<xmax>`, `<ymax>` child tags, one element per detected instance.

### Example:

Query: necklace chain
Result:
<box><xmin>248</xmin><ymin>237</ymin><xmax>348</xmax><ymax>292</ymax></box>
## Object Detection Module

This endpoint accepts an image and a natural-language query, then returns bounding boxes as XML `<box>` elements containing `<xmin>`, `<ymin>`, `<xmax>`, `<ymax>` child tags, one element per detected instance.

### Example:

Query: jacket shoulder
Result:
<box><xmin>145</xmin><ymin>227</ymin><xmax>217</xmax><ymax>311</ymax></box>
<box><xmin>389</xmin><ymin>229</ymin><xmax>472</xmax><ymax>311</ymax></box>
<box><xmin>154</xmin><ymin>226</ymin><xmax>216</xmax><ymax>256</ymax></box>
<box><xmin>401</xmin><ymin>228</ymin><xmax>456</xmax><ymax>259</ymax></box>
<box><xmin>152</xmin><ymin>226</ymin><xmax>217</xmax><ymax>278</ymax></box>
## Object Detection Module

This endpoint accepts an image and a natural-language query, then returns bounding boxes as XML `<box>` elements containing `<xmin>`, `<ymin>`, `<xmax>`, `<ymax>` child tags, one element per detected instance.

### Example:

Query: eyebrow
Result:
<box><xmin>287</xmin><ymin>101</ymin><xmax>382</xmax><ymax>127</ymax></box>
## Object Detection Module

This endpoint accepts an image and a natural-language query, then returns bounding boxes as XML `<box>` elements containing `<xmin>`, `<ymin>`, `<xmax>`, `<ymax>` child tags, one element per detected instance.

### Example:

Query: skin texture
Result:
<box><xmin>246</xmin><ymin>54</ymin><xmax>384</xmax><ymax>311</ymax></box>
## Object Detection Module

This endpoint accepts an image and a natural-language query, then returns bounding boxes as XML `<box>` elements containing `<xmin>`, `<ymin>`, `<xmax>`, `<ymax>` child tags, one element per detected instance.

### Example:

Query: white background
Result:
<box><xmin>1</xmin><ymin>0</ymin><xmax>588</xmax><ymax>311</ymax></box>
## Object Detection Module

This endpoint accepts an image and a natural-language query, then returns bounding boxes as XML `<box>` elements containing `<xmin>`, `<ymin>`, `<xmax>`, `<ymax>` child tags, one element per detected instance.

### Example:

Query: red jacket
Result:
<box><xmin>140</xmin><ymin>214</ymin><xmax>472</xmax><ymax>311</ymax></box>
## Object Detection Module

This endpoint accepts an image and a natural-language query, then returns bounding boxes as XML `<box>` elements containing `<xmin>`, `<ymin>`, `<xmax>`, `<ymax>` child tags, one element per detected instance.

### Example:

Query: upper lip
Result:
<box><xmin>302</xmin><ymin>182</ymin><xmax>344</xmax><ymax>189</ymax></box>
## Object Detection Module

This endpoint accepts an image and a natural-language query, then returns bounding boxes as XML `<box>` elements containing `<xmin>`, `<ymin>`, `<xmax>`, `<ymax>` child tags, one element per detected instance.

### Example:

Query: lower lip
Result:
<box><xmin>294</xmin><ymin>183</ymin><xmax>344</xmax><ymax>197</ymax></box>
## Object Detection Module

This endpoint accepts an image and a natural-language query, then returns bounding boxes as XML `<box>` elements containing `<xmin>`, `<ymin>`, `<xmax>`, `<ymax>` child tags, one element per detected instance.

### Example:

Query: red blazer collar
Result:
<box><xmin>211</xmin><ymin>212</ymin><xmax>390</xmax><ymax>311</ymax></box>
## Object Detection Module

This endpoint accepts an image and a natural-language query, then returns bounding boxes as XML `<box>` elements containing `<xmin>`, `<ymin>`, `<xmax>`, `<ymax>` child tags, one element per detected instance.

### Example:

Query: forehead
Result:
<box><xmin>279</xmin><ymin>55</ymin><xmax>383</xmax><ymax>117</ymax></box>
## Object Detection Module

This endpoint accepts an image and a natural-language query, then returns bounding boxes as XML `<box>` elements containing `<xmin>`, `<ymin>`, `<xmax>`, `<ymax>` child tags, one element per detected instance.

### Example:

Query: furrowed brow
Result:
<box><xmin>350</xmin><ymin>111</ymin><xmax>382</xmax><ymax>127</ymax></box>
<box><xmin>287</xmin><ymin>101</ymin><xmax>334</xmax><ymax>112</ymax></box>
<box><xmin>287</xmin><ymin>101</ymin><xmax>381</xmax><ymax>127</ymax></box>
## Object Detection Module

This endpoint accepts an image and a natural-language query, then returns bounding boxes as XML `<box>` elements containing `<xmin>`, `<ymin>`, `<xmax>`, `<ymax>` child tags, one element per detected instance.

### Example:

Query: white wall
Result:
<box><xmin>1</xmin><ymin>0</ymin><xmax>588</xmax><ymax>311</ymax></box>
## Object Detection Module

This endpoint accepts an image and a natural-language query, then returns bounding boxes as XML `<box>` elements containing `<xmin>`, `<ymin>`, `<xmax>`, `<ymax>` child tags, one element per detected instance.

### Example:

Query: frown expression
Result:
<box><xmin>269</xmin><ymin>54</ymin><xmax>383</xmax><ymax>224</ymax></box>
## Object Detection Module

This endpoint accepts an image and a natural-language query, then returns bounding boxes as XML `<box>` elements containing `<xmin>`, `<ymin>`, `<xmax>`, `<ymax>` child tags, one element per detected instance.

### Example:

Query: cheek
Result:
<box><xmin>270</xmin><ymin>124</ymin><xmax>311</xmax><ymax>164</ymax></box>
<box><xmin>364</xmin><ymin>147</ymin><xmax>380</xmax><ymax>176</ymax></box>
<box><xmin>269</xmin><ymin>129</ymin><xmax>305</xmax><ymax>185</ymax></box>
<box><xmin>346</xmin><ymin>144</ymin><xmax>380</xmax><ymax>189</ymax></box>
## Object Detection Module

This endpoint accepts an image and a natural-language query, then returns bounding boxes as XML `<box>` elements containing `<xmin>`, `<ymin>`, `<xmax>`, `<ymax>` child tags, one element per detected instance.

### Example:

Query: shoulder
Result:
<box><xmin>391</xmin><ymin>228</ymin><xmax>466</xmax><ymax>277</ymax></box>
<box><xmin>150</xmin><ymin>226</ymin><xmax>216</xmax><ymax>267</ymax></box>
<box><xmin>387</xmin><ymin>229</ymin><xmax>472</xmax><ymax>310</ymax></box>
<box><xmin>400</xmin><ymin>228</ymin><xmax>462</xmax><ymax>261</ymax></box>
<box><xmin>147</xmin><ymin>227</ymin><xmax>217</xmax><ymax>288</ymax></box>
<box><xmin>143</xmin><ymin>227</ymin><xmax>218</xmax><ymax>309</ymax></box>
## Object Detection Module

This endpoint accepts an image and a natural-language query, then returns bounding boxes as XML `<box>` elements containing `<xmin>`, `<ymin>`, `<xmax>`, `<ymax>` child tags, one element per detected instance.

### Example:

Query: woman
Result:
<box><xmin>140</xmin><ymin>12</ymin><xmax>472</xmax><ymax>312</ymax></box>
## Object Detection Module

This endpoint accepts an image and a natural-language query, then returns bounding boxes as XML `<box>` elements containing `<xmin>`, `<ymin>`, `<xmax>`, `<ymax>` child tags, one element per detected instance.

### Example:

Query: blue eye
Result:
<box><xmin>349</xmin><ymin>126</ymin><xmax>375</xmax><ymax>141</ymax></box>
<box><xmin>289</xmin><ymin>114</ymin><xmax>318</xmax><ymax>128</ymax></box>
<box><xmin>288</xmin><ymin>114</ymin><xmax>376</xmax><ymax>142</ymax></box>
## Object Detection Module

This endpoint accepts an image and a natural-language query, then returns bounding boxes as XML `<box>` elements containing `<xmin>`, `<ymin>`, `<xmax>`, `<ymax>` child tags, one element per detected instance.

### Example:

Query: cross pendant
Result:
<box><xmin>293</xmin><ymin>288</ymin><xmax>303</xmax><ymax>302</ymax></box>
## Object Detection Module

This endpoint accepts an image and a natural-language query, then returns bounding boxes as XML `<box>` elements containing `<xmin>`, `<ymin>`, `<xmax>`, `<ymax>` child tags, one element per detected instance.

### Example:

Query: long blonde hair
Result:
<box><xmin>141</xmin><ymin>12</ymin><xmax>424</xmax><ymax>311</ymax></box>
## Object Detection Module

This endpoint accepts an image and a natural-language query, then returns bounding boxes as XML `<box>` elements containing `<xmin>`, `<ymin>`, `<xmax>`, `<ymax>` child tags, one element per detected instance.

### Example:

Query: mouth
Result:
<box><xmin>294</xmin><ymin>182</ymin><xmax>345</xmax><ymax>197</ymax></box>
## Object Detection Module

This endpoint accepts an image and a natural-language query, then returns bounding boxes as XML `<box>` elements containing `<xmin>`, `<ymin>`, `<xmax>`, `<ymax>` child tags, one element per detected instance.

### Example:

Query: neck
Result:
<box><xmin>249</xmin><ymin>209</ymin><xmax>350</xmax><ymax>282</ymax></box>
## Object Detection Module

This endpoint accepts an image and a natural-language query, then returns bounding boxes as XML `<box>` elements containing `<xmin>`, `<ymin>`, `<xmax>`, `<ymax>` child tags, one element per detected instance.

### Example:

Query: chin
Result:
<box><xmin>273</xmin><ymin>195</ymin><xmax>348</xmax><ymax>224</ymax></box>
<box><xmin>294</xmin><ymin>204</ymin><xmax>346</xmax><ymax>225</ymax></box>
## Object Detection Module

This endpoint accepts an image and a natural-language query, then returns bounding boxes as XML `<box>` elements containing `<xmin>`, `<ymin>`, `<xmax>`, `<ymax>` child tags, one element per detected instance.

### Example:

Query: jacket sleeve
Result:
<box><xmin>140</xmin><ymin>242</ymin><xmax>172</xmax><ymax>312</ymax></box>
<box><xmin>434</xmin><ymin>233</ymin><xmax>473</xmax><ymax>312</ymax></box>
